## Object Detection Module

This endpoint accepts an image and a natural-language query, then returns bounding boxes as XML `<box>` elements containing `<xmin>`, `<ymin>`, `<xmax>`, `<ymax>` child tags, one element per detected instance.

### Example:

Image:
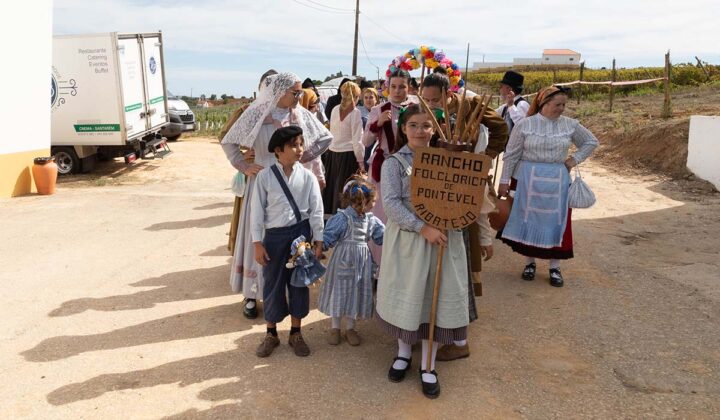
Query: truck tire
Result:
<box><xmin>52</xmin><ymin>146</ymin><xmax>80</xmax><ymax>175</ymax></box>
<box><xmin>165</xmin><ymin>134</ymin><xmax>181</xmax><ymax>142</ymax></box>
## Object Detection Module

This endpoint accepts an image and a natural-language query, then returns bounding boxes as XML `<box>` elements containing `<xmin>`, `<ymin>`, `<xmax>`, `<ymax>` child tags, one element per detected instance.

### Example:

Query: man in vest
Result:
<box><xmin>495</xmin><ymin>71</ymin><xmax>529</xmax><ymax>133</ymax></box>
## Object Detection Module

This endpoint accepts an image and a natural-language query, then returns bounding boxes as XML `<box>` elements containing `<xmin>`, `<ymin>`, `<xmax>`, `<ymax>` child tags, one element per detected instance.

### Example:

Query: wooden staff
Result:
<box><xmin>454</xmin><ymin>43</ymin><xmax>471</xmax><ymax>143</ymax></box>
<box><xmin>470</xmin><ymin>94</ymin><xmax>492</xmax><ymax>144</ymax></box>
<box><xmin>426</xmin><ymin>240</ymin><xmax>446</xmax><ymax>374</ymax></box>
<box><xmin>420</xmin><ymin>64</ymin><xmax>427</xmax><ymax>86</ymax></box>
<box><xmin>228</xmin><ymin>196</ymin><xmax>242</xmax><ymax>252</ymax></box>
<box><xmin>441</xmin><ymin>89</ymin><xmax>452</xmax><ymax>140</ymax></box>
<box><xmin>417</xmin><ymin>96</ymin><xmax>448</xmax><ymax>143</ymax></box>
<box><xmin>459</xmin><ymin>94</ymin><xmax>486</xmax><ymax>142</ymax></box>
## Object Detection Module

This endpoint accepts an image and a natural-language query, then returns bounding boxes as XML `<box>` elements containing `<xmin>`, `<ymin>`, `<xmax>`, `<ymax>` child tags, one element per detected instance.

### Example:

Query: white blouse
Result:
<box><xmin>500</xmin><ymin>114</ymin><xmax>598</xmax><ymax>184</ymax></box>
<box><xmin>329</xmin><ymin>106</ymin><xmax>364</xmax><ymax>164</ymax></box>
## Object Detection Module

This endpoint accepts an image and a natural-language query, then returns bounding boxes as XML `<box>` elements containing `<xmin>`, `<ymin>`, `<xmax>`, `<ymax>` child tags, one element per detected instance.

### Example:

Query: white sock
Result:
<box><xmin>392</xmin><ymin>339</ymin><xmax>412</xmax><ymax>370</ymax></box>
<box><xmin>420</xmin><ymin>340</ymin><xmax>439</xmax><ymax>383</ymax></box>
<box><xmin>550</xmin><ymin>259</ymin><xmax>561</xmax><ymax>269</ymax></box>
<box><xmin>525</xmin><ymin>256</ymin><xmax>536</xmax><ymax>265</ymax></box>
<box><xmin>453</xmin><ymin>339</ymin><xmax>467</xmax><ymax>347</ymax></box>
<box><xmin>331</xmin><ymin>317</ymin><xmax>341</xmax><ymax>329</ymax></box>
<box><xmin>345</xmin><ymin>317</ymin><xmax>356</xmax><ymax>329</ymax></box>
<box><xmin>245</xmin><ymin>300</ymin><xmax>256</xmax><ymax>309</ymax></box>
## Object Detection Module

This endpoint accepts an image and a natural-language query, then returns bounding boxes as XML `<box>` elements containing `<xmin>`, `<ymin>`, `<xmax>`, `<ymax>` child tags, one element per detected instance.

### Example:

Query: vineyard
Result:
<box><xmin>189</xmin><ymin>102</ymin><xmax>247</xmax><ymax>138</ymax></box>
<box><xmin>186</xmin><ymin>63</ymin><xmax>718</xmax><ymax>138</ymax></box>
<box><xmin>466</xmin><ymin>63</ymin><xmax>719</xmax><ymax>98</ymax></box>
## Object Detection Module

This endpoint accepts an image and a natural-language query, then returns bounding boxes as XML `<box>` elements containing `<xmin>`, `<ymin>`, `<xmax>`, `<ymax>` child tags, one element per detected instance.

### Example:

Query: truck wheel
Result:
<box><xmin>52</xmin><ymin>146</ymin><xmax>80</xmax><ymax>175</ymax></box>
<box><xmin>165</xmin><ymin>134</ymin><xmax>181</xmax><ymax>141</ymax></box>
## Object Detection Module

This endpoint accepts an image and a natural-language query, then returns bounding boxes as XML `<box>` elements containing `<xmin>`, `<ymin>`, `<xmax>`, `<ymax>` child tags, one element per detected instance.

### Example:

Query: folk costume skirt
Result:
<box><xmin>322</xmin><ymin>150</ymin><xmax>359</xmax><ymax>215</ymax></box>
<box><xmin>498</xmin><ymin>178</ymin><xmax>574</xmax><ymax>260</ymax></box>
<box><xmin>375</xmin><ymin>220</ymin><xmax>469</xmax><ymax>345</ymax></box>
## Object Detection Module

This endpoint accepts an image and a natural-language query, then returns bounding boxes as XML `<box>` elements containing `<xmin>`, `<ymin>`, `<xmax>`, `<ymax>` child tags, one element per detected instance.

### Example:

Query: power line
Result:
<box><xmin>304</xmin><ymin>0</ymin><xmax>355</xmax><ymax>12</ymax></box>
<box><xmin>290</xmin><ymin>0</ymin><xmax>353</xmax><ymax>14</ymax></box>
<box><xmin>359</xmin><ymin>31</ymin><xmax>380</xmax><ymax>80</ymax></box>
<box><xmin>361</xmin><ymin>14</ymin><xmax>411</xmax><ymax>46</ymax></box>
<box><xmin>358</xmin><ymin>31</ymin><xmax>378</xmax><ymax>69</ymax></box>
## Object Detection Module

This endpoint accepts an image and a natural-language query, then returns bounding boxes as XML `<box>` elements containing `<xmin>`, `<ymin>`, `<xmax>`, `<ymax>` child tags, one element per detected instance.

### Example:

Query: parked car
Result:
<box><xmin>161</xmin><ymin>92</ymin><xmax>197</xmax><ymax>141</ymax></box>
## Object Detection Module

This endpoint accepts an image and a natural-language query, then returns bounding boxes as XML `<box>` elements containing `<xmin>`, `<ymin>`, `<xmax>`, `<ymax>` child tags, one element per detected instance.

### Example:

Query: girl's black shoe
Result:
<box><xmin>388</xmin><ymin>357</ymin><xmax>411</xmax><ymax>383</ymax></box>
<box><xmin>420</xmin><ymin>369</ymin><xmax>440</xmax><ymax>399</ymax></box>
<box><xmin>549</xmin><ymin>268</ymin><xmax>564</xmax><ymax>287</ymax></box>
<box><xmin>522</xmin><ymin>263</ymin><xmax>536</xmax><ymax>281</ymax></box>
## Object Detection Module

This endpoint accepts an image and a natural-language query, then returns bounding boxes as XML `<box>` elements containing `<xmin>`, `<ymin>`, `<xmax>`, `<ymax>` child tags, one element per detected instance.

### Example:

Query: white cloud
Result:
<box><xmin>53</xmin><ymin>0</ymin><xmax>720</xmax><ymax>95</ymax></box>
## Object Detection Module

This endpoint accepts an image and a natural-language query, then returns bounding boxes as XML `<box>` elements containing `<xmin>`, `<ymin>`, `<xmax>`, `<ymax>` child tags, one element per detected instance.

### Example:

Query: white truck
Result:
<box><xmin>51</xmin><ymin>32</ymin><xmax>172</xmax><ymax>174</ymax></box>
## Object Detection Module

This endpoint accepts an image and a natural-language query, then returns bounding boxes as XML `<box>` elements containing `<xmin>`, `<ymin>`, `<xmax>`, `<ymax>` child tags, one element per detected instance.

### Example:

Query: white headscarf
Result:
<box><xmin>222</xmin><ymin>72</ymin><xmax>332</xmax><ymax>153</ymax></box>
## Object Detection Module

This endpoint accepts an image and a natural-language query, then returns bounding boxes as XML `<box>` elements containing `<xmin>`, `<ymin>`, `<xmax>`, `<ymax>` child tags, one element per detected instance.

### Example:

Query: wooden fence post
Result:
<box><xmin>609</xmin><ymin>58</ymin><xmax>616</xmax><ymax>111</ymax></box>
<box><xmin>662</xmin><ymin>51</ymin><xmax>672</xmax><ymax>118</ymax></box>
<box><xmin>695</xmin><ymin>56</ymin><xmax>711</xmax><ymax>82</ymax></box>
<box><xmin>578</xmin><ymin>61</ymin><xmax>585</xmax><ymax>105</ymax></box>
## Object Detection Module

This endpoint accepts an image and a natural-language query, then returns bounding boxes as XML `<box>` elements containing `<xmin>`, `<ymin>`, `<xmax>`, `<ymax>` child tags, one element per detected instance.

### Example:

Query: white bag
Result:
<box><xmin>568</xmin><ymin>166</ymin><xmax>596</xmax><ymax>209</ymax></box>
<box><xmin>231</xmin><ymin>171</ymin><xmax>246</xmax><ymax>197</ymax></box>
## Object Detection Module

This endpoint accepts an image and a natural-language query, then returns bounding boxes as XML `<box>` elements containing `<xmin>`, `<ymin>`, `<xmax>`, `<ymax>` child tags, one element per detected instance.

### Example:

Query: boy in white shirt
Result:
<box><xmin>251</xmin><ymin>126</ymin><xmax>324</xmax><ymax>357</ymax></box>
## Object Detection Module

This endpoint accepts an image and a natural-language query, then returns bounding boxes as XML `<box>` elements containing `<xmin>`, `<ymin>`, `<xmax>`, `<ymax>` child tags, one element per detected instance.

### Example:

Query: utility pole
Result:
<box><xmin>351</xmin><ymin>0</ymin><xmax>359</xmax><ymax>76</ymax></box>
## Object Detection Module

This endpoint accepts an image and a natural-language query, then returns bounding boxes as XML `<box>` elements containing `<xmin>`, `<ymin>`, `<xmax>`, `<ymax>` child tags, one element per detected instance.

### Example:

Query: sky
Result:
<box><xmin>53</xmin><ymin>0</ymin><xmax>720</xmax><ymax>98</ymax></box>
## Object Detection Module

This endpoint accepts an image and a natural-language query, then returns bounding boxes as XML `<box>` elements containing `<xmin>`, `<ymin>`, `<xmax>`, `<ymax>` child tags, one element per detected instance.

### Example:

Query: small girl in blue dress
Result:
<box><xmin>318</xmin><ymin>176</ymin><xmax>385</xmax><ymax>346</ymax></box>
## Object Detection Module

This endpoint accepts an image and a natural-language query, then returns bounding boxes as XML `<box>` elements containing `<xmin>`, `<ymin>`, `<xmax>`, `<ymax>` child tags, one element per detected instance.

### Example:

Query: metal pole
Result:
<box><xmin>352</xmin><ymin>0</ymin><xmax>359</xmax><ymax>76</ymax></box>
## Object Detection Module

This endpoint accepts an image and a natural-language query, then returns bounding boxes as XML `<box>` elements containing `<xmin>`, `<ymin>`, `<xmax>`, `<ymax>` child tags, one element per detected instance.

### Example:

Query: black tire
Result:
<box><xmin>165</xmin><ymin>134</ymin><xmax>181</xmax><ymax>141</ymax></box>
<box><xmin>51</xmin><ymin>146</ymin><xmax>80</xmax><ymax>175</ymax></box>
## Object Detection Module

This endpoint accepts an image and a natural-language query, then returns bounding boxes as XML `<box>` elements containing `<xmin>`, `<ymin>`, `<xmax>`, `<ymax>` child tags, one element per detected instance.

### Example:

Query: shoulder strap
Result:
<box><xmin>270</xmin><ymin>165</ymin><xmax>302</xmax><ymax>223</ymax></box>
<box><xmin>390</xmin><ymin>153</ymin><xmax>412</xmax><ymax>177</ymax></box>
<box><xmin>515</xmin><ymin>96</ymin><xmax>528</xmax><ymax>105</ymax></box>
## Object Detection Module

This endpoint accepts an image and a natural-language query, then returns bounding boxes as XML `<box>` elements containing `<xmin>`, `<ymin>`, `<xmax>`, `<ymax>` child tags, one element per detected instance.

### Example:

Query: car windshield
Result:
<box><xmin>167</xmin><ymin>91</ymin><xmax>178</xmax><ymax>100</ymax></box>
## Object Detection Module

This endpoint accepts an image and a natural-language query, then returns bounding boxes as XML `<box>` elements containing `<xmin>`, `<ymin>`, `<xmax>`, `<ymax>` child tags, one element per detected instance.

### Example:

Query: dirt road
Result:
<box><xmin>1</xmin><ymin>138</ymin><xmax>718</xmax><ymax>419</ymax></box>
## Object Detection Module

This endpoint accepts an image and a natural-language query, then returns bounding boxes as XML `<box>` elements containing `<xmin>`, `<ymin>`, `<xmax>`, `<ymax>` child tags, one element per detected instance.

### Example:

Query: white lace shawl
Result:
<box><xmin>221</xmin><ymin>72</ymin><xmax>332</xmax><ymax>154</ymax></box>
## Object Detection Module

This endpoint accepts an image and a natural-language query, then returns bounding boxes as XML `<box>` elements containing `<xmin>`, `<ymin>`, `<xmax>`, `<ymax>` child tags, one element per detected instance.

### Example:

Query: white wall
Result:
<box><xmin>687</xmin><ymin>116</ymin><xmax>720</xmax><ymax>190</ymax></box>
<box><xmin>541</xmin><ymin>54</ymin><xmax>581</xmax><ymax>65</ymax></box>
<box><xmin>0</xmin><ymin>2</ymin><xmax>53</xmax><ymax>155</ymax></box>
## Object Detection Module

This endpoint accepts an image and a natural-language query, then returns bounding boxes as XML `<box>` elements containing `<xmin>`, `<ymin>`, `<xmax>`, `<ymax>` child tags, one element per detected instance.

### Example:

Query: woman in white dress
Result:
<box><xmin>221</xmin><ymin>72</ymin><xmax>332</xmax><ymax>318</ymax></box>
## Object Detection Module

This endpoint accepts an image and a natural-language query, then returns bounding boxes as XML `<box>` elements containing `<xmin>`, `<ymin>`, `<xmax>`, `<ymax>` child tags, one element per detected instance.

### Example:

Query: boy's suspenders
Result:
<box><xmin>270</xmin><ymin>165</ymin><xmax>302</xmax><ymax>224</ymax></box>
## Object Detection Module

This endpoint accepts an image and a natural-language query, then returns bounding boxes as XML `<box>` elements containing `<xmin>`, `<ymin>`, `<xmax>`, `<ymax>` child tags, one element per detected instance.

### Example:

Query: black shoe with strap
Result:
<box><xmin>388</xmin><ymin>357</ymin><xmax>412</xmax><ymax>383</ymax></box>
<box><xmin>522</xmin><ymin>263</ymin><xmax>536</xmax><ymax>281</ymax></box>
<box><xmin>242</xmin><ymin>298</ymin><xmax>258</xmax><ymax>319</ymax></box>
<box><xmin>419</xmin><ymin>369</ymin><xmax>441</xmax><ymax>399</ymax></box>
<box><xmin>549</xmin><ymin>268</ymin><xmax>564</xmax><ymax>287</ymax></box>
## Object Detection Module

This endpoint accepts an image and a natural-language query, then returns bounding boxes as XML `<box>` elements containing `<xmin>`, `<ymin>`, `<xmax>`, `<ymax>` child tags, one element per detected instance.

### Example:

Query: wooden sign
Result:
<box><xmin>410</xmin><ymin>146</ymin><xmax>492</xmax><ymax>230</ymax></box>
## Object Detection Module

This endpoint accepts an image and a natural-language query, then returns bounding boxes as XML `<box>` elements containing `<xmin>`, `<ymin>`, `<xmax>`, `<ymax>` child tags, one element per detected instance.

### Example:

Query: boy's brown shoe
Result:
<box><xmin>436</xmin><ymin>343</ymin><xmax>470</xmax><ymax>361</ymax></box>
<box><xmin>288</xmin><ymin>332</ymin><xmax>310</xmax><ymax>357</ymax></box>
<box><xmin>255</xmin><ymin>333</ymin><xmax>280</xmax><ymax>358</ymax></box>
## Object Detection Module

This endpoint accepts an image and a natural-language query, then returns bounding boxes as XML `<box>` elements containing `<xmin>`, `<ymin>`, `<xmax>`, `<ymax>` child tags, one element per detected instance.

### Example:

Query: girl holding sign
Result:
<box><xmin>375</xmin><ymin>104</ymin><xmax>469</xmax><ymax>399</ymax></box>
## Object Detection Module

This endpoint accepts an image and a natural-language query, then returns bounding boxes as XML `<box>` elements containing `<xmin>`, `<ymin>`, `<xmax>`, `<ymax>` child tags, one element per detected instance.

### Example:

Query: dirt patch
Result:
<box><xmin>563</xmin><ymin>85</ymin><xmax>720</xmax><ymax>190</ymax></box>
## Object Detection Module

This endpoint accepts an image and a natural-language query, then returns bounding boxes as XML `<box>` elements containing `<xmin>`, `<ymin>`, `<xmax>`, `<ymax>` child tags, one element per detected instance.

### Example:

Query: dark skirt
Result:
<box><xmin>497</xmin><ymin>178</ymin><xmax>574</xmax><ymax>260</ymax></box>
<box><xmin>375</xmin><ymin>310</ymin><xmax>467</xmax><ymax>345</ymax></box>
<box><xmin>322</xmin><ymin>150</ymin><xmax>359</xmax><ymax>215</ymax></box>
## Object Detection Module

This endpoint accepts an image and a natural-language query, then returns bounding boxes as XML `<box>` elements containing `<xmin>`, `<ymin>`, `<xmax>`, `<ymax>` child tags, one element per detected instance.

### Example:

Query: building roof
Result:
<box><xmin>543</xmin><ymin>49</ymin><xmax>580</xmax><ymax>56</ymax></box>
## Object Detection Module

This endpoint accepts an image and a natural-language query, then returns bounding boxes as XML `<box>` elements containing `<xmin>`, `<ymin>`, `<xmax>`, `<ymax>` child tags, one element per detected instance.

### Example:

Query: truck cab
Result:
<box><xmin>160</xmin><ymin>92</ymin><xmax>196</xmax><ymax>141</ymax></box>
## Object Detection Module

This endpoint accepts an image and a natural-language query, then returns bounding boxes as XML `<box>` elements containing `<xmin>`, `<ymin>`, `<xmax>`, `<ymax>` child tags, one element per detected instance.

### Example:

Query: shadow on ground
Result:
<box><xmin>48</xmin><ymin>265</ymin><xmax>232</xmax><ymax>317</ymax></box>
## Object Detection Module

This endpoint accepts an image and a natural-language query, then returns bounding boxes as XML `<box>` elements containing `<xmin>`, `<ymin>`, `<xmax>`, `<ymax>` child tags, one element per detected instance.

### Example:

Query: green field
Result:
<box><xmin>466</xmin><ymin>63</ymin><xmax>718</xmax><ymax>99</ymax></box>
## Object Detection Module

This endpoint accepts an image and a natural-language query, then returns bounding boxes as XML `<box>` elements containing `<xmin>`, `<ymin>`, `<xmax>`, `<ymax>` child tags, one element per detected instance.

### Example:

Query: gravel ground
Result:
<box><xmin>1</xmin><ymin>138</ymin><xmax>718</xmax><ymax>419</ymax></box>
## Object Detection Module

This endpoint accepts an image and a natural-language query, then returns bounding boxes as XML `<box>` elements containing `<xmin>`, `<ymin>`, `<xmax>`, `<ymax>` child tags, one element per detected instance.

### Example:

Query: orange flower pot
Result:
<box><xmin>32</xmin><ymin>157</ymin><xmax>58</xmax><ymax>195</ymax></box>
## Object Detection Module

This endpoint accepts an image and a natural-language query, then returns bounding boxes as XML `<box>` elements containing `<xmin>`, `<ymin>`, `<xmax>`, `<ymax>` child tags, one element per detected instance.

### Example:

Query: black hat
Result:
<box><xmin>268</xmin><ymin>126</ymin><xmax>303</xmax><ymax>153</ymax></box>
<box><xmin>500</xmin><ymin>71</ymin><xmax>524</xmax><ymax>91</ymax></box>
<box><xmin>302</xmin><ymin>78</ymin><xmax>316</xmax><ymax>89</ymax></box>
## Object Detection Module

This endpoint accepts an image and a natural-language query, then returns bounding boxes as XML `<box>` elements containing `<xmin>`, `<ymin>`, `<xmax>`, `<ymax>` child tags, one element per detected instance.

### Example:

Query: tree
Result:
<box><xmin>210</xmin><ymin>94</ymin><xmax>217</xmax><ymax>101</ymax></box>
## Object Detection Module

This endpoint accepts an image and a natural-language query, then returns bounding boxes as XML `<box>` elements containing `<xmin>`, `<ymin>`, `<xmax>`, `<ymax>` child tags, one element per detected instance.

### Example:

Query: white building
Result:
<box><xmin>541</xmin><ymin>49</ymin><xmax>581</xmax><ymax>65</ymax></box>
<box><xmin>0</xmin><ymin>1</ymin><xmax>53</xmax><ymax>197</ymax></box>
<box><xmin>472</xmin><ymin>49</ymin><xmax>581</xmax><ymax>70</ymax></box>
